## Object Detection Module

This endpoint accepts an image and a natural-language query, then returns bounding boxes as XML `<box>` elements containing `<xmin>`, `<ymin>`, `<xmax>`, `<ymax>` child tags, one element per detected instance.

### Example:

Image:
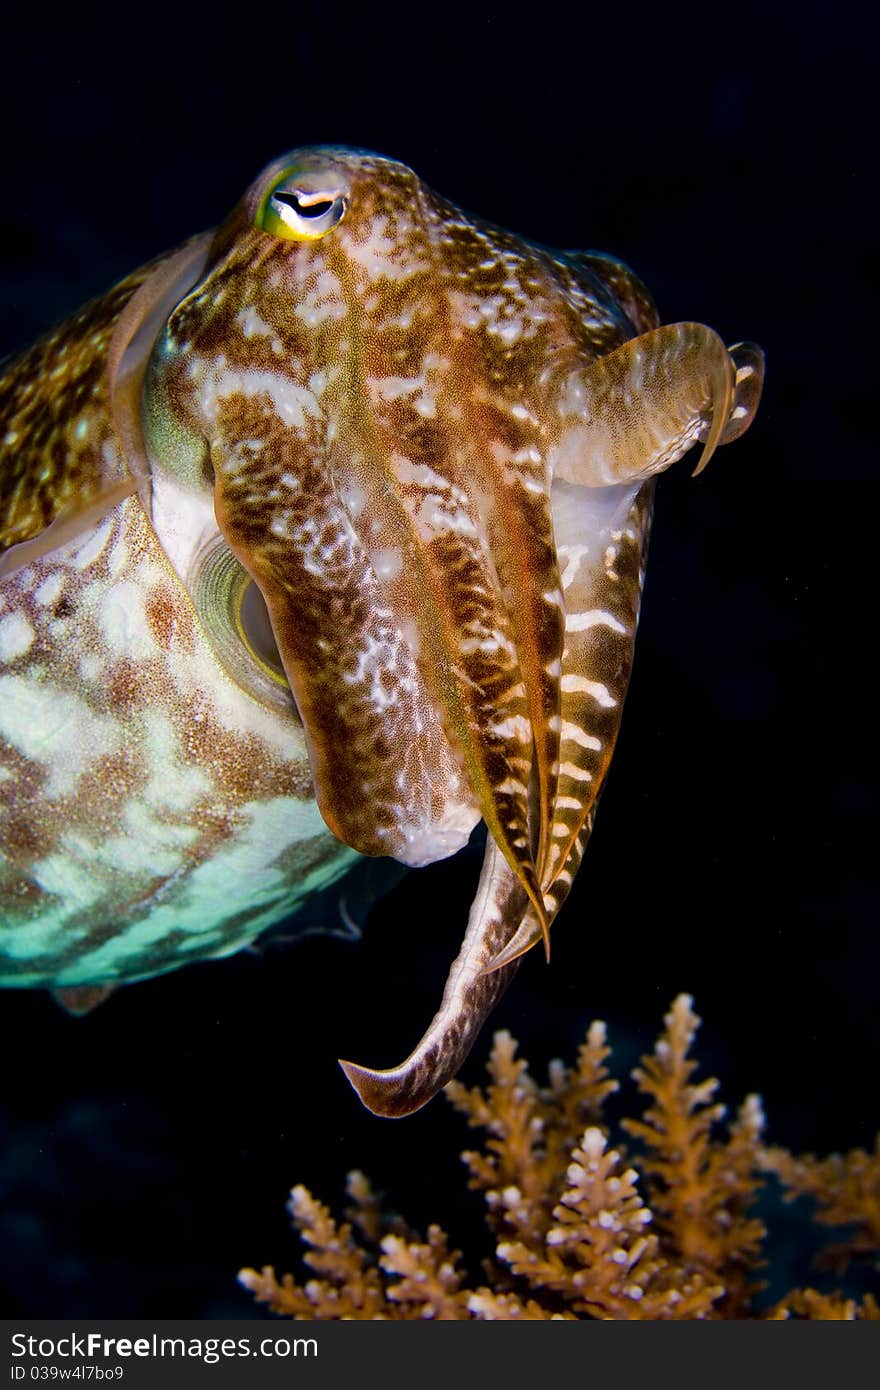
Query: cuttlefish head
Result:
<box><xmin>143</xmin><ymin>147</ymin><xmax>763</xmax><ymax>1115</ymax></box>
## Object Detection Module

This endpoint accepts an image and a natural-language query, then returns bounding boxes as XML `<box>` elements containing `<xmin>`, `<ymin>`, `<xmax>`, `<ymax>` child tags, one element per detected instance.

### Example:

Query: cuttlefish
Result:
<box><xmin>0</xmin><ymin>147</ymin><xmax>762</xmax><ymax>1114</ymax></box>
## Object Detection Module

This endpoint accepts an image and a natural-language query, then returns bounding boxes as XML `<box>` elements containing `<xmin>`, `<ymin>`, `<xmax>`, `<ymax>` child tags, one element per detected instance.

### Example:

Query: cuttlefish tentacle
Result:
<box><xmin>341</xmin><ymin>329</ymin><xmax>763</xmax><ymax>1111</ymax></box>
<box><xmin>418</xmin><ymin>227</ymin><xmax>570</xmax><ymax>940</ymax></box>
<box><xmin>484</xmin><ymin>489</ymin><xmax>655</xmax><ymax>972</ymax></box>
<box><xmin>339</xmin><ymin>837</ymin><xmax>524</xmax><ymax>1117</ymax></box>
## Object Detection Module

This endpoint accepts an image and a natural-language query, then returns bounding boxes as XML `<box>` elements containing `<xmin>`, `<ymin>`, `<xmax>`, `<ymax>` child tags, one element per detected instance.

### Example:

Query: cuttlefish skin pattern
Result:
<box><xmin>0</xmin><ymin>147</ymin><xmax>762</xmax><ymax>1111</ymax></box>
<box><xmin>0</xmin><ymin>246</ymin><xmax>357</xmax><ymax>994</ymax></box>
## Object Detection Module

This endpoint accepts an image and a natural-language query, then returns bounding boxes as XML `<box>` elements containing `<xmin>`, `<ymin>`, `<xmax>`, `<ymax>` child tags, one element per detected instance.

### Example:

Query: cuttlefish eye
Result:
<box><xmin>189</xmin><ymin>537</ymin><xmax>293</xmax><ymax>712</ymax></box>
<box><xmin>255</xmin><ymin>172</ymin><xmax>348</xmax><ymax>241</ymax></box>
<box><xmin>235</xmin><ymin>575</ymin><xmax>286</xmax><ymax>680</ymax></box>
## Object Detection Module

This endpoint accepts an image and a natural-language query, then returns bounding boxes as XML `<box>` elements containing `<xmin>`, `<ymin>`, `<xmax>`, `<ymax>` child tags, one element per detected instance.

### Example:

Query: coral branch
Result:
<box><xmin>622</xmin><ymin>995</ymin><xmax>766</xmax><ymax>1311</ymax></box>
<box><xmin>239</xmin><ymin>998</ymin><xmax>878</xmax><ymax>1320</ymax></box>
<box><xmin>761</xmin><ymin>1134</ymin><xmax>880</xmax><ymax>1271</ymax></box>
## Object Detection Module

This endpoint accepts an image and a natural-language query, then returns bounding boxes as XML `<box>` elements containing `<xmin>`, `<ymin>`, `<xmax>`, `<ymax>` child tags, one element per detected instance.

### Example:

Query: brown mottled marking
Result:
<box><xmin>145</xmin><ymin>586</ymin><xmax>195</xmax><ymax>652</ymax></box>
<box><xmin>107</xmin><ymin>659</ymin><xmax>148</xmax><ymax>712</ymax></box>
<box><xmin>1</xmin><ymin>147</ymin><xmax>763</xmax><ymax>1117</ymax></box>
<box><xmin>0</xmin><ymin>262</ymin><xmax>158</xmax><ymax>548</ymax></box>
<box><xmin>140</xmin><ymin>147</ymin><xmax>763</xmax><ymax>1114</ymax></box>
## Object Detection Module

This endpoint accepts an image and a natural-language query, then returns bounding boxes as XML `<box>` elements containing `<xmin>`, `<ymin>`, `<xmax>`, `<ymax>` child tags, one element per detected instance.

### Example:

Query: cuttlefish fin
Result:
<box><xmin>51</xmin><ymin>984</ymin><xmax>116</xmax><ymax>1016</ymax></box>
<box><xmin>339</xmin><ymin>839</ymin><xmax>525</xmax><ymax>1117</ymax></box>
<box><xmin>555</xmin><ymin>323</ymin><xmax>764</xmax><ymax>487</ymax></box>
<box><xmin>0</xmin><ymin>479</ymin><xmax>137</xmax><ymax>580</ymax></box>
<box><xmin>107</xmin><ymin>231</ymin><xmax>213</xmax><ymax>507</ymax></box>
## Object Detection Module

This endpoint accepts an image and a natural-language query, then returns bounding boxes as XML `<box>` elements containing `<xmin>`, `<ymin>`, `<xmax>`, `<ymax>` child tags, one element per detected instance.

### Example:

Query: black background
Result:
<box><xmin>0</xmin><ymin>2</ymin><xmax>876</xmax><ymax>1317</ymax></box>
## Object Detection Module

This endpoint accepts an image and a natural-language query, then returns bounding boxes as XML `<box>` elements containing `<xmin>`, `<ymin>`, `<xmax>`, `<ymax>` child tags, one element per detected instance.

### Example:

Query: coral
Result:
<box><xmin>761</xmin><ymin>1134</ymin><xmax>880</xmax><ymax>1273</ymax></box>
<box><xmin>239</xmin><ymin>995</ymin><xmax>879</xmax><ymax>1320</ymax></box>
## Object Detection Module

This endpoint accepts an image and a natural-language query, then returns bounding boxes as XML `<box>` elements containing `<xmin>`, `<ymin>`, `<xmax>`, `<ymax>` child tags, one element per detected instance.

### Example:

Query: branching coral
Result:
<box><xmin>761</xmin><ymin>1134</ymin><xmax>880</xmax><ymax>1273</ymax></box>
<box><xmin>239</xmin><ymin>995</ymin><xmax>879</xmax><ymax>1320</ymax></box>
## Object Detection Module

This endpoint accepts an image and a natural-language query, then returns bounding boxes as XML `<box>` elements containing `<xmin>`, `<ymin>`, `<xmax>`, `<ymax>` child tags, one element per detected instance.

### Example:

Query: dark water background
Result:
<box><xmin>0</xmin><ymin>3</ymin><xmax>876</xmax><ymax>1316</ymax></box>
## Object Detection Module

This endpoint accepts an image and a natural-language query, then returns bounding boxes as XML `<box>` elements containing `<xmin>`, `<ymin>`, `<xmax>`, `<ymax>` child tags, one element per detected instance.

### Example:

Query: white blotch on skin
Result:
<box><xmin>557</xmin><ymin>545</ymin><xmax>590</xmax><ymax>589</ymax></box>
<box><xmin>559</xmin><ymin>373</ymin><xmax>588</xmax><ymax>414</ymax></box>
<box><xmin>210</xmin><ymin>370</ymin><xmax>322</xmax><ymax>432</ymax></box>
<box><xmin>97</xmin><ymin>580</ymin><xmax>156</xmax><ymax>659</ymax></box>
<box><xmin>141</xmin><ymin>709</ymin><xmax>212</xmax><ymax>813</ymax></box>
<box><xmin>369</xmin><ymin>547</ymin><xmax>403</xmax><ymax>580</ymax></box>
<box><xmin>79</xmin><ymin>653</ymin><xmax>103</xmax><ymax>682</ymax></box>
<box><xmin>0</xmin><ymin>675</ymin><xmax>120</xmax><ymax>796</ymax></box>
<box><xmin>32</xmin><ymin>853</ymin><xmax>101</xmax><ymax>911</ymax></box>
<box><xmin>459</xmin><ymin>627</ymin><xmax>512</xmax><ymax>657</ymax></box>
<box><xmin>495</xmin><ymin>776</ymin><xmax>527</xmax><ymax>796</ymax></box>
<box><xmin>338</xmin><ymin>480</ymin><xmax>367</xmax><ymax>519</ymax></box>
<box><xmin>490</xmin><ymin>715</ymin><xmax>533</xmax><ymax>743</ymax></box>
<box><xmin>412</xmin><ymin>495</ymin><xmax>477</xmax><ymax>540</ymax></box>
<box><xmin>293</xmin><ymin>268</ymin><xmax>346</xmax><ymax>326</ymax></box>
<box><xmin>495</xmin><ymin>320</ymin><xmax>523</xmax><ymax>345</ymax></box>
<box><xmin>339</xmin><ymin>217</ymin><xmax>430</xmax><ymax>282</ymax></box>
<box><xmin>34</xmin><ymin>573</ymin><xmax>65</xmax><ymax>607</ymax></box>
<box><xmin>559</xmin><ymin>719</ymin><xmax>602</xmax><ymax>751</ymax></box>
<box><xmin>556</xmin><ymin>760</ymin><xmax>594</xmax><ymax>782</ymax></box>
<box><xmin>560</xmin><ymin>674</ymin><xmax>617</xmax><ymax>707</ymax></box>
<box><xmin>394</xmin><ymin>457</ymin><xmax>452</xmax><ymax>493</ymax></box>
<box><xmin>101</xmin><ymin>438</ymin><xmax>123</xmax><ymax>472</ymax></box>
<box><xmin>309</xmin><ymin>368</ymin><xmax>336</xmax><ymax>399</ymax></box>
<box><xmin>93</xmin><ymin>800</ymin><xmax>200</xmax><ymax>879</ymax></box>
<box><xmin>565</xmin><ymin>608</ymin><xmax>627</xmax><ymax>634</ymax></box>
<box><xmin>0</xmin><ymin>611</ymin><xmax>35</xmax><ymax>660</ymax></box>
<box><xmin>236</xmin><ymin>306</ymin><xmax>275</xmax><ymax>339</ymax></box>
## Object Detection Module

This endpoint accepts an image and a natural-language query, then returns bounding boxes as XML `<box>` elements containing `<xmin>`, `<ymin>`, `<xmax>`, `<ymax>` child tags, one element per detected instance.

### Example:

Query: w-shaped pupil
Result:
<box><xmin>274</xmin><ymin>190</ymin><xmax>335</xmax><ymax>219</ymax></box>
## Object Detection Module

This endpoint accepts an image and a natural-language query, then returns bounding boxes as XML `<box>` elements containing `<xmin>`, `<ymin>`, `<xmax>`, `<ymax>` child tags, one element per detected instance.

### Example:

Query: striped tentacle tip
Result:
<box><xmin>337</xmin><ymin>956</ymin><xmax>519</xmax><ymax>1117</ymax></box>
<box><xmin>337</xmin><ymin>1057</ymin><xmax>435</xmax><ymax>1119</ymax></box>
<box><xmin>481</xmin><ymin>911</ymin><xmax>547</xmax><ymax>974</ymax></box>
<box><xmin>720</xmin><ymin>342</ymin><xmax>765</xmax><ymax>444</ymax></box>
<box><xmin>693</xmin><ymin>338</ymin><xmax>766</xmax><ymax>471</ymax></box>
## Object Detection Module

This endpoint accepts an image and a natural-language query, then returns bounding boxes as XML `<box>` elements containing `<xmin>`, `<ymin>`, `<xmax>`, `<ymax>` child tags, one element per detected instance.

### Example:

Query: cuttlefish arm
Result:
<box><xmin>340</xmin><ymin>325</ymin><xmax>764</xmax><ymax>1117</ymax></box>
<box><xmin>484</xmin><ymin>329</ymin><xmax>766</xmax><ymax>970</ymax></box>
<box><xmin>550</xmin><ymin>324</ymin><xmax>757</xmax><ymax>489</ymax></box>
<box><xmin>340</xmin><ymin>838</ymin><xmax>524</xmax><ymax>1117</ymax></box>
